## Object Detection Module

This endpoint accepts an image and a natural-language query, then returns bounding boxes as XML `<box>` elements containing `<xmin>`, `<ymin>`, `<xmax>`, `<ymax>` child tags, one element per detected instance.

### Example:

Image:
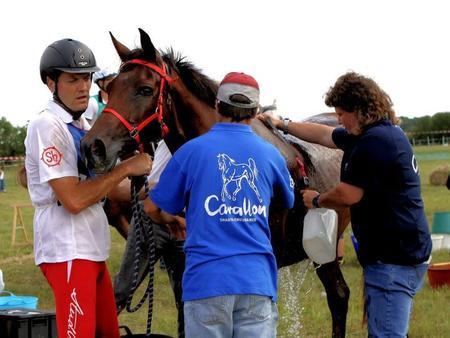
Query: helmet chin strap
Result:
<box><xmin>53</xmin><ymin>90</ymin><xmax>84</xmax><ymax>121</ymax></box>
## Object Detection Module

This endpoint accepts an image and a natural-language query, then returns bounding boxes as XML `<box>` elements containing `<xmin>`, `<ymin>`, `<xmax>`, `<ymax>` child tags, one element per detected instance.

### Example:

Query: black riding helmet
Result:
<box><xmin>40</xmin><ymin>38</ymin><xmax>100</xmax><ymax>83</ymax></box>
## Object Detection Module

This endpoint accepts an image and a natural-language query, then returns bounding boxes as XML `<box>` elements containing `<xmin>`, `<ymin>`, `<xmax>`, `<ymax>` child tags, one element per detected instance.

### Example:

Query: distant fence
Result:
<box><xmin>406</xmin><ymin>130</ymin><xmax>450</xmax><ymax>146</ymax></box>
<box><xmin>0</xmin><ymin>156</ymin><xmax>25</xmax><ymax>167</ymax></box>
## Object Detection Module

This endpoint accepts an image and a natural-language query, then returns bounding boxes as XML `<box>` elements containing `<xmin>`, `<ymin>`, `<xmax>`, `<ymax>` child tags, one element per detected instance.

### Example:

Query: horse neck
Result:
<box><xmin>170</xmin><ymin>78</ymin><xmax>219</xmax><ymax>135</ymax></box>
<box><xmin>251</xmin><ymin>119</ymin><xmax>304</xmax><ymax>176</ymax></box>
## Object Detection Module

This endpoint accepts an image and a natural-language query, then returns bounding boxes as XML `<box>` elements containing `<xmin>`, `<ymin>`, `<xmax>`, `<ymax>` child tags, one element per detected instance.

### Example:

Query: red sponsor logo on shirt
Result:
<box><xmin>41</xmin><ymin>146</ymin><xmax>62</xmax><ymax>167</ymax></box>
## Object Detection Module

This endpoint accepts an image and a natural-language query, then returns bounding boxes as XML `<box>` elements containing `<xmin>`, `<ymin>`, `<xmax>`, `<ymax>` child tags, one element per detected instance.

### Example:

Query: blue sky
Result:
<box><xmin>2</xmin><ymin>0</ymin><xmax>450</xmax><ymax>126</ymax></box>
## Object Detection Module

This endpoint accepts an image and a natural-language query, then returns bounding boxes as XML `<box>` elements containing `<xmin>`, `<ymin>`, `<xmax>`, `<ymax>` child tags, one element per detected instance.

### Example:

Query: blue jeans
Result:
<box><xmin>184</xmin><ymin>295</ymin><xmax>278</xmax><ymax>338</ymax></box>
<box><xmin>364</xmin><ymin>261</ymin><xmax>428</xmax><ymax>338</ymax></box>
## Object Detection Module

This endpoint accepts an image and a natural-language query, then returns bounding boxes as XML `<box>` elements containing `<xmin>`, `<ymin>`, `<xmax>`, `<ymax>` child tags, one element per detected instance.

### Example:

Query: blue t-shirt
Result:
<box><xmin>151</xmin><ymin>123</ymin><xmax>295</xmax><ymax>301</ymax></box>
<box><xmin>332</xmin><ymin>119</ymin><xmax>432</xmax><ymax>266</ymax></box>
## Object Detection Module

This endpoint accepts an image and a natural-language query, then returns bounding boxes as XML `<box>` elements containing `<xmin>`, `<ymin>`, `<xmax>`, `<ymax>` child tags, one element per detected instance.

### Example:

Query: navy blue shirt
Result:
<box><xmin>332</xmin><ymin>119</ymin><xmax>431</xmax><ymax>266</ymax></box>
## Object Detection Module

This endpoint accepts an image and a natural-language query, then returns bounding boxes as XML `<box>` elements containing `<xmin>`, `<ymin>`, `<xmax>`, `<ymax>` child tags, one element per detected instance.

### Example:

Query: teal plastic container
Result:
<box><xmin>432</xmin><ymin>212</ymin><xmax>450</xmax><ymax>234</ymax></box>
<box><xmin>0</xmin><ymin>291</ymin><xmax>38</xmax><ymax>310</ymax></box>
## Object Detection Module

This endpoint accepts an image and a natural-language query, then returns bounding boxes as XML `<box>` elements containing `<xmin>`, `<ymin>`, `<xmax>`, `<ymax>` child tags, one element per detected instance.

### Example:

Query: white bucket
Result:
<box><xmin>441</xmin><ymin>234</ymin><xmax>450</xmax><ymax>250</ymax></box>
<box><xmin>303</xmin><ymin>208</ymin><xmax>338</xmax><ymax>264</ymax></box>
<box><xmin>431</xmin><ymin>234</ymin><xmax>444</xmax><ymax>251</ymax></box>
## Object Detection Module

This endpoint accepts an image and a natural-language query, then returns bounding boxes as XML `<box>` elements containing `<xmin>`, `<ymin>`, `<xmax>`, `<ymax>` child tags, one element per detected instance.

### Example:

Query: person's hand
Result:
<box><xmin>257</xmin><ymin>112</ymin><xmax>283</xmax><ymax>129</ymax></box>
<box><xmin>166</xmin><ymin>216</ymin><xmax>186</xmax><ymax>241</ymax></box>
<box><xmin>120</xmin><ymin>153</ymin><xmax>152</xmax><ymax>177</ymax></box>
<box><xmin>301</xmin><ymin>189</ymin><xmax>320</xmax><ymax>209</ymax></box>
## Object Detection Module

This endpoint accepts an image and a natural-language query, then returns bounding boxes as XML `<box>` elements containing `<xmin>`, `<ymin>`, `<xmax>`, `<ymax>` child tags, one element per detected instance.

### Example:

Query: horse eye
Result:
<box><xmin>137</xmin><ymin>86</ymin><xmax>153</xmax><ymax>96</ymax></box>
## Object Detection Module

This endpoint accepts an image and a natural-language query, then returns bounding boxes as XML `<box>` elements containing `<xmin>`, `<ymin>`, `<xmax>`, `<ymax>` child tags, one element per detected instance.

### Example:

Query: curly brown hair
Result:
<box><xmin>324</xmin><ymin>72</ymin><xmax>398</xmax><ymax>127</ymax></box>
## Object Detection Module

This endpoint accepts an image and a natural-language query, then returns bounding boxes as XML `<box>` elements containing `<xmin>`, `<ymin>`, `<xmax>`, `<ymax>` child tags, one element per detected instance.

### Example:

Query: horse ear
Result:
<box><xmin>138</xmin><ymin>28</ymin><xmax>157</xmax><ymax>62</ymax></box>
<box><xmin>109</xmin><ymin>31</ymin><xmax>131</xmax><ymax>61</ymax></box>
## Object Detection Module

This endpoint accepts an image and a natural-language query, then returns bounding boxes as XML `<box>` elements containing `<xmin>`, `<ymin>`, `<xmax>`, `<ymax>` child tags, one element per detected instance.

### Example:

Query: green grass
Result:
<box><xmin>1</xmin><ymin>145</ymin><xmax>449</xmax><ymax>337</ymax></box>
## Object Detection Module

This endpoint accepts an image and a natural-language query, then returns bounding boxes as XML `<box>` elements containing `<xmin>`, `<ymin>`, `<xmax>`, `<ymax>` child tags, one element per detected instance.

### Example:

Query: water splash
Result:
<box><xmin>278</xmin><ymin>260</ymin><xmax>314</xmax><ymax>338</ymax></box>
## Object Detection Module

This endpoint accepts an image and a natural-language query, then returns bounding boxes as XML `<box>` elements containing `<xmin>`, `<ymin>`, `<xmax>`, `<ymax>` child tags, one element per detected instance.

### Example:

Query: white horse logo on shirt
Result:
<box><xmin>217</xmin><ymin>153</ymin><xmax>263</xmax><ymax>203</ymax></box>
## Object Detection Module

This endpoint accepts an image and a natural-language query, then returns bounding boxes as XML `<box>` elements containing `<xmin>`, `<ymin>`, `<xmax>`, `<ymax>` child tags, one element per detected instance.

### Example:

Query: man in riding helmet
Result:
<box><xmin>25</xmin><ymin>38</ymin><xmax>152</xmax><ymax>338</ymax></box>
<box><xmin>85</xmin><ymin>68</ymin><xmax>117</xmax><ymax>125</ymax></box>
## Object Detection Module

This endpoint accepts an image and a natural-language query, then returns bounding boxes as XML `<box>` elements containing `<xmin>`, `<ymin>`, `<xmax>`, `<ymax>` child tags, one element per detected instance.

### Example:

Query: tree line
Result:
<box><xmin>400</xmin><ymin>112</ymin><xmax>450</xmax><ymax>145</ymax></box>
<box><xmin>0</xmin><ymin>117</ymin><xmax>26</xmax><ymax>157</ymax></box>
<box><xmin>400</xmin><ymin>112</ymin><xmax>450</xmax><ymax>134</ymax></box>
<box><xmin>1</xmin><ymin>112</ymin><xmax>449</xmax><ymax>156</ymax></box>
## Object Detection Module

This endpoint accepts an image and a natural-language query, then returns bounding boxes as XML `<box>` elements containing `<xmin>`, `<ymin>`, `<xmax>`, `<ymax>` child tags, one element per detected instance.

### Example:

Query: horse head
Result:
<box><xmin>81</xmin><ymin>28</ymin><xmax>219</xmax><ymax>173</ymax></box>
<box><xmin>81</xmin><ymin>28</ymin><xmax>174</xmax><ymax>173</ymax></box>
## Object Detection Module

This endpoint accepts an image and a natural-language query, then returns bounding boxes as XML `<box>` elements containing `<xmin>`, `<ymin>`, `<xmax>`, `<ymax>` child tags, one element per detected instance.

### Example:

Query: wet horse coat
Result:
<box><xmin>81</xmin><ymin>29</ymin><xmax>350</xmax><ymax>337</ymax></box>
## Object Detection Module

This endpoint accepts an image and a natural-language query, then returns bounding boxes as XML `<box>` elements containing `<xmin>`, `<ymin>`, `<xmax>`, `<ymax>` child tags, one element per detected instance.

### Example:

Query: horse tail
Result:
<box><xmin>248</xmin><ymin>158</ymin><xmax>258</xmax><ymax>178</ymax></box>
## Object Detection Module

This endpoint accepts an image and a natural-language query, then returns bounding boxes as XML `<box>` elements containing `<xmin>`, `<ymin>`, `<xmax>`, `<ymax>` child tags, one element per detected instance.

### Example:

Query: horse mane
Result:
<box><xmin>162</xmin><ymin>48</ymin><xmax>218</xmax><ymax>109</ymax></box>
<box><xmin>122</xmin><ymin>46</ymin><xmax>218</xmax><ymax>110</ymax></box>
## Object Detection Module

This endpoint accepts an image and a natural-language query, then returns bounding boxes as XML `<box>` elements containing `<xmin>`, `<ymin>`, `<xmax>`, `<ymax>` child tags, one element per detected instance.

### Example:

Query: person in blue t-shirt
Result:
<box><xmin>145</xmin><ymin>72</ymin><xmax>295</xmax><ymax>338</ymax></box>
<box><xmin>259</xmin><ymin>72</ymin><xmax>432</xmax><ymax>338</ymax></box>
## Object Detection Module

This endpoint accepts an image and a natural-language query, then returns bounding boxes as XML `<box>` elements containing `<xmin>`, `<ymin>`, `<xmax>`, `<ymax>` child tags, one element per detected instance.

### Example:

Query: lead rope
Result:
<box><xmin>126</xmin><ymin>176</ymin><xmax>156</xmax><ymax>337</ymax></box>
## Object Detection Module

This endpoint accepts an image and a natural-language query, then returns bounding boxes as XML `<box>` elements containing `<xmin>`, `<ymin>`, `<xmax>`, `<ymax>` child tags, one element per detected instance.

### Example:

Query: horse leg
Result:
<box><xmin>315</xmin><ymin>261</ymin><xmax>350</xmax><ymax>338</ymax></box>
<box><xmin>103</xmin><ymin>198</ymin><xmax>131</xmax><ymax>239</ymax></box>
<box><xmin>114</xmin><ymin>214</ymin><xmax>130</xmax><ymax>239</ymax></box>
<box><xmin>336</xmin><ymin>208</ymin><xmax>351</xmax><ymax>264</ymax></box>
<box><xmin>336</xmin><ymin>208</ymin><xmax>351</xmax><ymax>238</ymax></box>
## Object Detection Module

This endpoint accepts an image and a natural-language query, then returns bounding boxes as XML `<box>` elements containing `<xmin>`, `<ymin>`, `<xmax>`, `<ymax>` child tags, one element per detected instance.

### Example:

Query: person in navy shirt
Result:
<box><xmin>145</xmin><ymin>72</ymin><xmax>294</xmax><ymax>338</ymax></box>
<box><xmin>260</xmin><ymin>72</ymin><xmax>431</xmax><ymax>338</ymax></box>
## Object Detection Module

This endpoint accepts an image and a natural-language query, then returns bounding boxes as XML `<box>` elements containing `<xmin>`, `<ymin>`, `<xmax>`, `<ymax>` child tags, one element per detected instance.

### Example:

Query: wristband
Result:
<box><xmin>312</xmin><ymin>193</ymin><xmax>321</xmax><ymax>208</ymax></box>
<box><xmin>282</xmin><ymin>118</ymin><xmax>290</xmax><ymax>135</ymax></box>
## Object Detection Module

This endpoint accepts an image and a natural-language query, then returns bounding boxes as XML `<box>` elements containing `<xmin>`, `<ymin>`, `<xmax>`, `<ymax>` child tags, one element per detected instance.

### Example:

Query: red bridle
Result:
<box><xmin>102</xmin><ymin>59</ymin><xmax>177</xmax><ymax>152</ymax></box>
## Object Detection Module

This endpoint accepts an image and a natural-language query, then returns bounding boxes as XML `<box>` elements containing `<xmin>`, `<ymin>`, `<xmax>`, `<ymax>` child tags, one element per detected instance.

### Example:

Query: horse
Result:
<box><xmin>81</xmin><ymin>28</ymin><xmax>350</xmax><ymax>337</ymax></box>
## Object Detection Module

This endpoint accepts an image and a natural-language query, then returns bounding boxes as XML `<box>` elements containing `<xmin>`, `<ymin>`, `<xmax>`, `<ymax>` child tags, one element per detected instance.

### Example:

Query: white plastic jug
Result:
<box><xmin>302</xmin><ymin>208</ymin><xmax>338</xmax><ymax>264</ymax></box>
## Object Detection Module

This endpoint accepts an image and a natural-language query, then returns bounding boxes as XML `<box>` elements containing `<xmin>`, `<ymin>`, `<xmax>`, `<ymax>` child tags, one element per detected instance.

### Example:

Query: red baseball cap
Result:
<box><xmin>217</xmin><ymin>72</ymin><xmax>260</xmax><ymax>108</ymax></box>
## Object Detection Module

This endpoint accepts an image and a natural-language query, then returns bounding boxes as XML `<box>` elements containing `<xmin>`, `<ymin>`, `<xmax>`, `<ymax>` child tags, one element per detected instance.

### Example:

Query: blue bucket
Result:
<box><xmin>0</xmin><ymin>291</ymin><xmax>38</xmax><ymax>310</ymax></box>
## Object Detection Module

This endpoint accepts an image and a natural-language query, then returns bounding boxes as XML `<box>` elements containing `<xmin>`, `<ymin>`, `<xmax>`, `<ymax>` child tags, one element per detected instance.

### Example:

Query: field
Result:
<box><xmin>0</xmin><ymin>145</ymin><xmax>449</xmax><ymax>337</ymax></box>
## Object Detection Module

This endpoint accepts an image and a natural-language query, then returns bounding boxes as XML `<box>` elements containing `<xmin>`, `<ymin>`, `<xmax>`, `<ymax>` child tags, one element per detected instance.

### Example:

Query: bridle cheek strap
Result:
<box><xmin>102</xmin><ymin>107</ymin><xmax>160</xmax><ymax>151</ymax></box>
<box><xmin>103</xmin><ymin>59</ymin><xmax>177</xmax><ymax>152</ymax></box>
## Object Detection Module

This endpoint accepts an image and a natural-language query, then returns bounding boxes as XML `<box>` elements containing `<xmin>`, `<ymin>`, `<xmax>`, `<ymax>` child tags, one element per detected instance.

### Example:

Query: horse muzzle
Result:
<box><xmin>81</xmin><ymin>137</ymin><xmax>113</xmax><ymax>174</ymax></box>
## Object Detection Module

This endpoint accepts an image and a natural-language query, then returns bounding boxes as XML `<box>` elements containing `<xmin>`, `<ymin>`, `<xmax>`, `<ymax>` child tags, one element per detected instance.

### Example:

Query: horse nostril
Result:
<box><xmin>92</xmin><ymin>138</ymin><xmax>107</xmax><ymax>160</ymax></box>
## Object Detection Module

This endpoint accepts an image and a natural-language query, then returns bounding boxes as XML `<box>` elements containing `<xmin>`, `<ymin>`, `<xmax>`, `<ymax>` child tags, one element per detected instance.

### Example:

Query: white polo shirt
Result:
<box><xmin>147</xmin><ymin>140</ymin><xmax>172</xmax><ymax>187</ymax></box>
<box><xmin>25</xmin><ymin>100</ymin><xmax>110</xmax><ymax>265</ymax></box>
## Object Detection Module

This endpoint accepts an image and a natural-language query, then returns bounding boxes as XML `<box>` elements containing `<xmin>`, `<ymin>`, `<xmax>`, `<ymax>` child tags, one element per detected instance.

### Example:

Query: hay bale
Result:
<box><xmin>429</xmin><ymin>165</ymin><xmax>450</xmax><ymax>186</ymax></box>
